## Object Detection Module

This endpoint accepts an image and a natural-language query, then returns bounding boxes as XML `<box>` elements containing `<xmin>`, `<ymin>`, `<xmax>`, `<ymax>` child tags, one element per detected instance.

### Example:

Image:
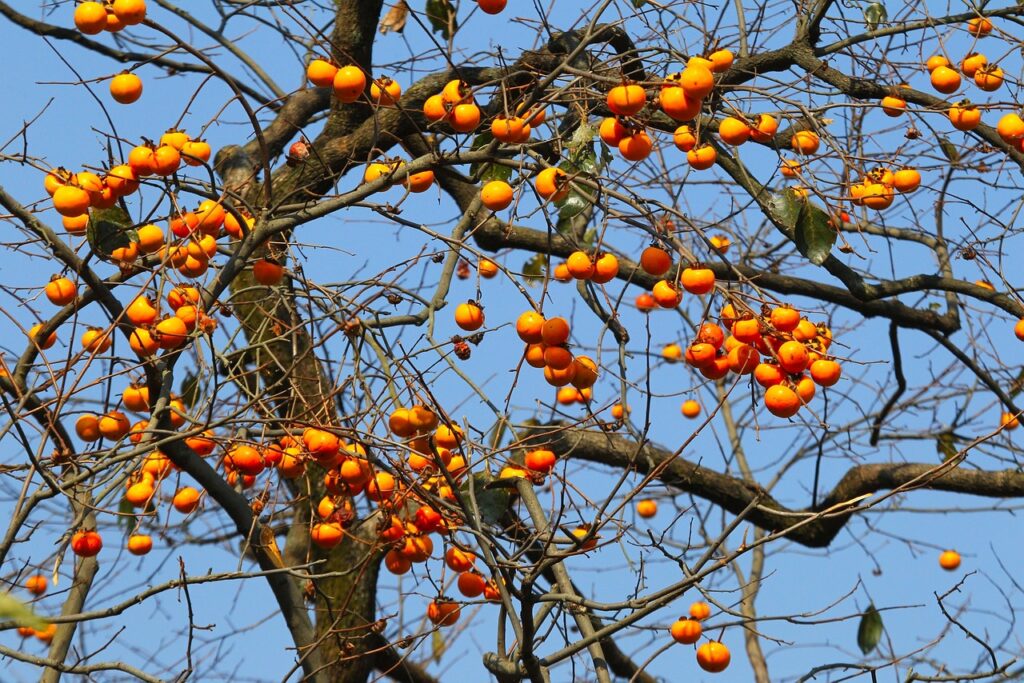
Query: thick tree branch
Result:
<box><xmin>523</xmin><ymin>423</ymin><xmax>1024</xmax><ymax>548</ymax></box>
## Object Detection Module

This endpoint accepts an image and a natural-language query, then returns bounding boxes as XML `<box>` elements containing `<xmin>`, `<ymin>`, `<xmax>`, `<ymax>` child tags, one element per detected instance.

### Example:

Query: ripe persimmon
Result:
<box><xmin>679</xmin><ymin>63</ymin><xmax>714</xmax><ymax>99</ymax></box>
<box><xmin>74</xmin><ymin>2</ymin><xmax>108</xmax><ymax>34</ymax></box>
<box><xmin>540</xmin><ymin>317</ymin><xmax>570</xmax><ymax>346</ymax></box>
<box><xmin>516</xmin><ymin>311</ymin><xmax>545</xmax><ymax>343</ymax></box>
<box><xmin>652</xmin><ymin>280</ymin><xmax>682</xmax><ymax>307</ymax></box>
<box><xmin>974</xmin><ymin>64</ymin><xmax>1003</xmax><ymax>92</ymax></box>
<box><xmin>880</xmin><ymin>95</ymin><xmax>906</xmax><ymax>116</ymax></box>
<box><xmin>172</xmin><ymin>486</ymin><xmax>201</xmax><ymax>514</ymax></box>
<box><xmin>750</xmin><ymin>113</ymin><xmax>778</xmax><ymax>142</ymax></box>
<box><xmin>181</xmin><ymin>139</ymin><xmax>212</xmax><ymax>166</ymax></box>
<box><xmin>672</xmin><ymin>124</ymin><xmax>697</xmax><ymax>151</ymax></box>
<box><xmin>71</xmin><ymin>530</ymin><xmax>103</xmax><ymax>557</ymax></box>
<box><xmin>640</xmin><ymin>246</ymin><xmax>672</xmax><ymax>276</ymax></box>
<box><xmin>939</xmin><ymin>549</ymin><xmax>961</xmax><ymax>570</ymax></box>
<box><xmin>948</xmin><ymin>102</ymin><xmax>981</xmax><ymax>131</ymax></box>
<box><xmin>717</xmin><ymin>116</ymin><xmax>750</xmax><ymax>145</ymax></box>
<box><xmin>525</xmin><ymin>448</ymin><xmax>556</xmax><ymax>473</ymax></box>
<box><xmin>306</xmin><ymin>59</ymin><xmax>338</xmax><ymax>87</ymax></box>
<box><xmin>764</xmin><ymin>384</ymin><xmax>800</xmax><ymax>418</ymax></box>
<box><xmin>109</xmin><ymin>72</ymin><xmax>143</xmax><ymax>104</ymax></box>
<box><xmin>930</xmin><ymin>65</ymin><xmax>961</xmax><ymax>94</ymax></box>
<box><xmin>534</xmin><ymin>167</ymin><xmax>569</xmax><ymax>201</ymax></box>
<box><xmin>25</xmin><ymin>574</ymin><xmax>47</xmax><ymax>595</ymax></box>
<box><xmin>790</xmin><ymin>130</ymin><xmax>820</xmax><ymax>155</ymax></box>
<box><xmin>669</xmin><ymin>618</ymin><xmax>702</xmax><ymax>644</ymax></box>
<box><xmin>607</xmin><ymin>83</ymin><xmax>646</xmax><ymax>117</ymax></box>
<box><xmin>681</xmin><ymin>400</ymin><xmax>701</xmax><ymax>418</ymax></box>
<box><xmin>967</xmin><ymin>16</ymin><xmax>993</xmax><ymax>36</ymax></box>
<box><xmin>689</xmin><ymin>601</ymin><xmax>711</xmax><ymax>620</ymax></box>
<box><xmin>127</xmin><ymin>534</ymin><xmax>153</xmax><ymax>556</ymax></box>
<box><xmin>696</xmin><ymin>641</ymin><xmax>731</xmax><ymax>673</ymax></box>
<box><xmin>449</xmin><ymin>103</ymin><xmax>482</xmax><ymax>132</ymax></box>
<box><xmin>427</xmin><ymin>599</ymin><xmax>461</xmax><ymax>627</ymax></box>
<box><xmin>708</xmin><ymin>49</ymin><xmax>734</xmax><ymax>72</ymax></box>
<box><xmin>333</xmin><ymin>66</ymin><xmax>367</xmax><ymax>103</ymax></box>
<box><xmin>681</xmin><ymin>266</ymin><xmax>715</xmax><ymax>295</ymax></box>
<box><xmin>686</xmin><ymin>144</ymin><xmax>717</xmax><ymax>170</ymax></box>
<box><xmin>599</xmin><ymin>117</ymin><xmax>627</xmax><ymax>145</ymax></box>
<box><xmin>370</xmin><ymin>76</ymin><xmax>401</xmax><ymax>105</ymax></box>
<box><xmin>566</xmin><ymin>251</ymin><xmax>594</xmax><ymax>279</ymax></box>
<box><xmin>454</xmin><ymin>301</ymin><xmax>484</xmax><ymax>331</ymax></box>
<box><xmin>44</xmin><ymin>276</ymin><xmax>77</xmax><ymax>306</ymax></box>
<box><xmin>619</xmin><ymin>130</ymin><xmax>653</xmax><ymax>161</ymax></box>
<box><xmin>311</xmin><ymin>522</ymin><xmax>344</xmax><ymax>548</ymax></box>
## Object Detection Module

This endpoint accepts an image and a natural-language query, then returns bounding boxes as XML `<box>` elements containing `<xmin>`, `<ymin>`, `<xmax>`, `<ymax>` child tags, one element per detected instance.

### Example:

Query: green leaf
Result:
<box><xmin>1008</xmin><ymin>368</ymin><xmax>1024</xmax><ymax>398</ymax></box>
<box><xmin>857</xmin><ymin>604</ymin><xmax>883</xmax><ymax>655</ymax></box>
<box><xmin>863</xmin><ymin>2</ymin><xmax>887</xmax><ymax>31</ymax></box>
<box><xmin>631</xmin><ymin>0</ymin><xmax>646</xmax><ymax>6</ymax></box>
<box><xmin>521</xmin><ymin>254</ymin><xmax>545</xmax><ymax>285</ymax></box>
<box><xmin>179</xmin><ymin>371</ymin><xmax>200</xmax><ymax>410</ymax></box>
<box><xmin>0</xmin><ymin>593</ymin><xmax>48</xmax><ymax>630</ymax></box>
<box><xmin>772</xmin><ymin>189</ymin><xmax>836</xmax><ymax>265</ymax></box>
<box><xmin>425</xmin><ymin>0</ymin><xmax>457</xmax><ymax>39</ymax></box>
<box><xmin>936</xmin><ymin>433</ymin><xmax>958</xmax><ymax>462</ymax></box>
<box><xmin>117</xmin><ymin>497</ymin><xmax>138</xmax><ymax>532</ymax></box>
<box><xmin>431</xmin><ymin>629</ymin><xmax>446</xmax><ymax>661</ymax></box>
<box><xmin>87</xmin><ymin>206</ymin><xmax>137</xmax><ymax>262</ymax></box>
<box><xmin>938</xmin><ymin>137</ymin><xmax>961</xmax><ymax>164</ymax></box>
<box><xmin>460</xmin><ymin>472</ymin><xmax>509</xmax><ymax>526</ymax></box>
<box><xmin>566</xmin><ymin>124</ymin><xmax>599</xmax><ymax>174</ymax></box>
<box><xmin>468</xmin><ymin>132</ymin><xmax>512</xmax><ymax>183</ymax></box>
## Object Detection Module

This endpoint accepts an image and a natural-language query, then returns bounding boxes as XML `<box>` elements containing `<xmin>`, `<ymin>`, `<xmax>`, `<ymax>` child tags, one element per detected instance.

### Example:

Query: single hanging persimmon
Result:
<box><xmin>110</xmin><ymin>72</ymin><xmax>142</xmax><ymax>104</ymax></box>
<box><xmin>45</xmin><ymin>276</ymin><xmax>77</xmax><ymax>306</ymax></box>
<box><xmin>477</xmin><ymin>0</ymin><xmax>507</xmax><ymax>14</ymax></box>
<box><xmin>480</xmin><ymin>180</ymin><xmax>513</xmax><ymax>210</ymax></box>
<box><xmin>696</xmin><ymin>641</ymin><xmax>731</xmax><ymax>673</ymax></box>
<box><xmin>454</xmin><ymin>301</ymin><xmax>484</xmax><ymax>331</ymax></box>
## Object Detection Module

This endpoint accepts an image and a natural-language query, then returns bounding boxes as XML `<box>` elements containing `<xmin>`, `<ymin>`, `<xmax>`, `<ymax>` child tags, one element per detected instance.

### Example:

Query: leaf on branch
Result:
<box><xmin>469</xmin><ymin>132</ymin><xmax>512</xmax><ymax>182</ymax></box>
<box><xmin>863</xmin><ymin>2</ymin><xmax>887</xmax><ymax>31</ymax></box>
<box><xmin>0</xmin><ymin>593</ymin><xmax>48</xmax><ymax>630</ymax></box>
<box><xmin>117</xmin><ymin>497</ymin><xmax>137</xmax><ymax>532</ymax></box>
<box><xmin>771</xmin><ymin>189</ymin><xmax>836</xmax><ymax>265</ymax></box>
<box><xmin>521</xmin><ymin>253</ymin><xmax>546</xmax><ymax>286</ymax></box>
<box><xmin>938</xmin><ymin>137</ymin><xmax>961</xmax><ymax>164</ymax></box>
<box><xmin>431</xmin><ymin>629</ymin><xmax>446</xmax><ymax>662</ymax></box>
<box><xmin>460</xmin><ymin>472</ymin><xmax>509</xmax><ymax>526</ymax></box>
<box><xmin>555</xmin><ymin>191</ymin><xmax>589</xmax><ymax>234</ymax></box>
<box><xmin>857</xmin><ymin>604</ymin><xmax>883</xmax><ymax>654</ymax></box>
<box><xmin>87</xmin><ymin>206</ymin><xmax>137</xmax><ymax>262</ymax></box>
<box><xmin>179</xmin><ymin>371</ymin><xmax>200</xmax><ymax>410</ymax></box>
<box><xmin>631</xmin><ymin>0</ymin><xmax>647</xmax><ymax>6</ymax></box>
<box><xmin>425</xmin><ymin>0</ymin><xmax>457</xmax><ymax>40</ymax></box>
<box><xmin>379</xmin><ymin>0</ymin><xmax>409</xmax><ymax>34</ymax></box>
<box><xmin>936</xmin><ymin>432</ymin><xmax>958</xmax><ymax>462</ymax></box>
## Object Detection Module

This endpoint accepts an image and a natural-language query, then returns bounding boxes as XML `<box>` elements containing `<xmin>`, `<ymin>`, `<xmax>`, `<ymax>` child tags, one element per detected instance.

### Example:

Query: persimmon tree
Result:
<box><xmin>1</xmin><ymin>0</ymin><xmax>1024</xmax><ymax>681</ymax></box>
